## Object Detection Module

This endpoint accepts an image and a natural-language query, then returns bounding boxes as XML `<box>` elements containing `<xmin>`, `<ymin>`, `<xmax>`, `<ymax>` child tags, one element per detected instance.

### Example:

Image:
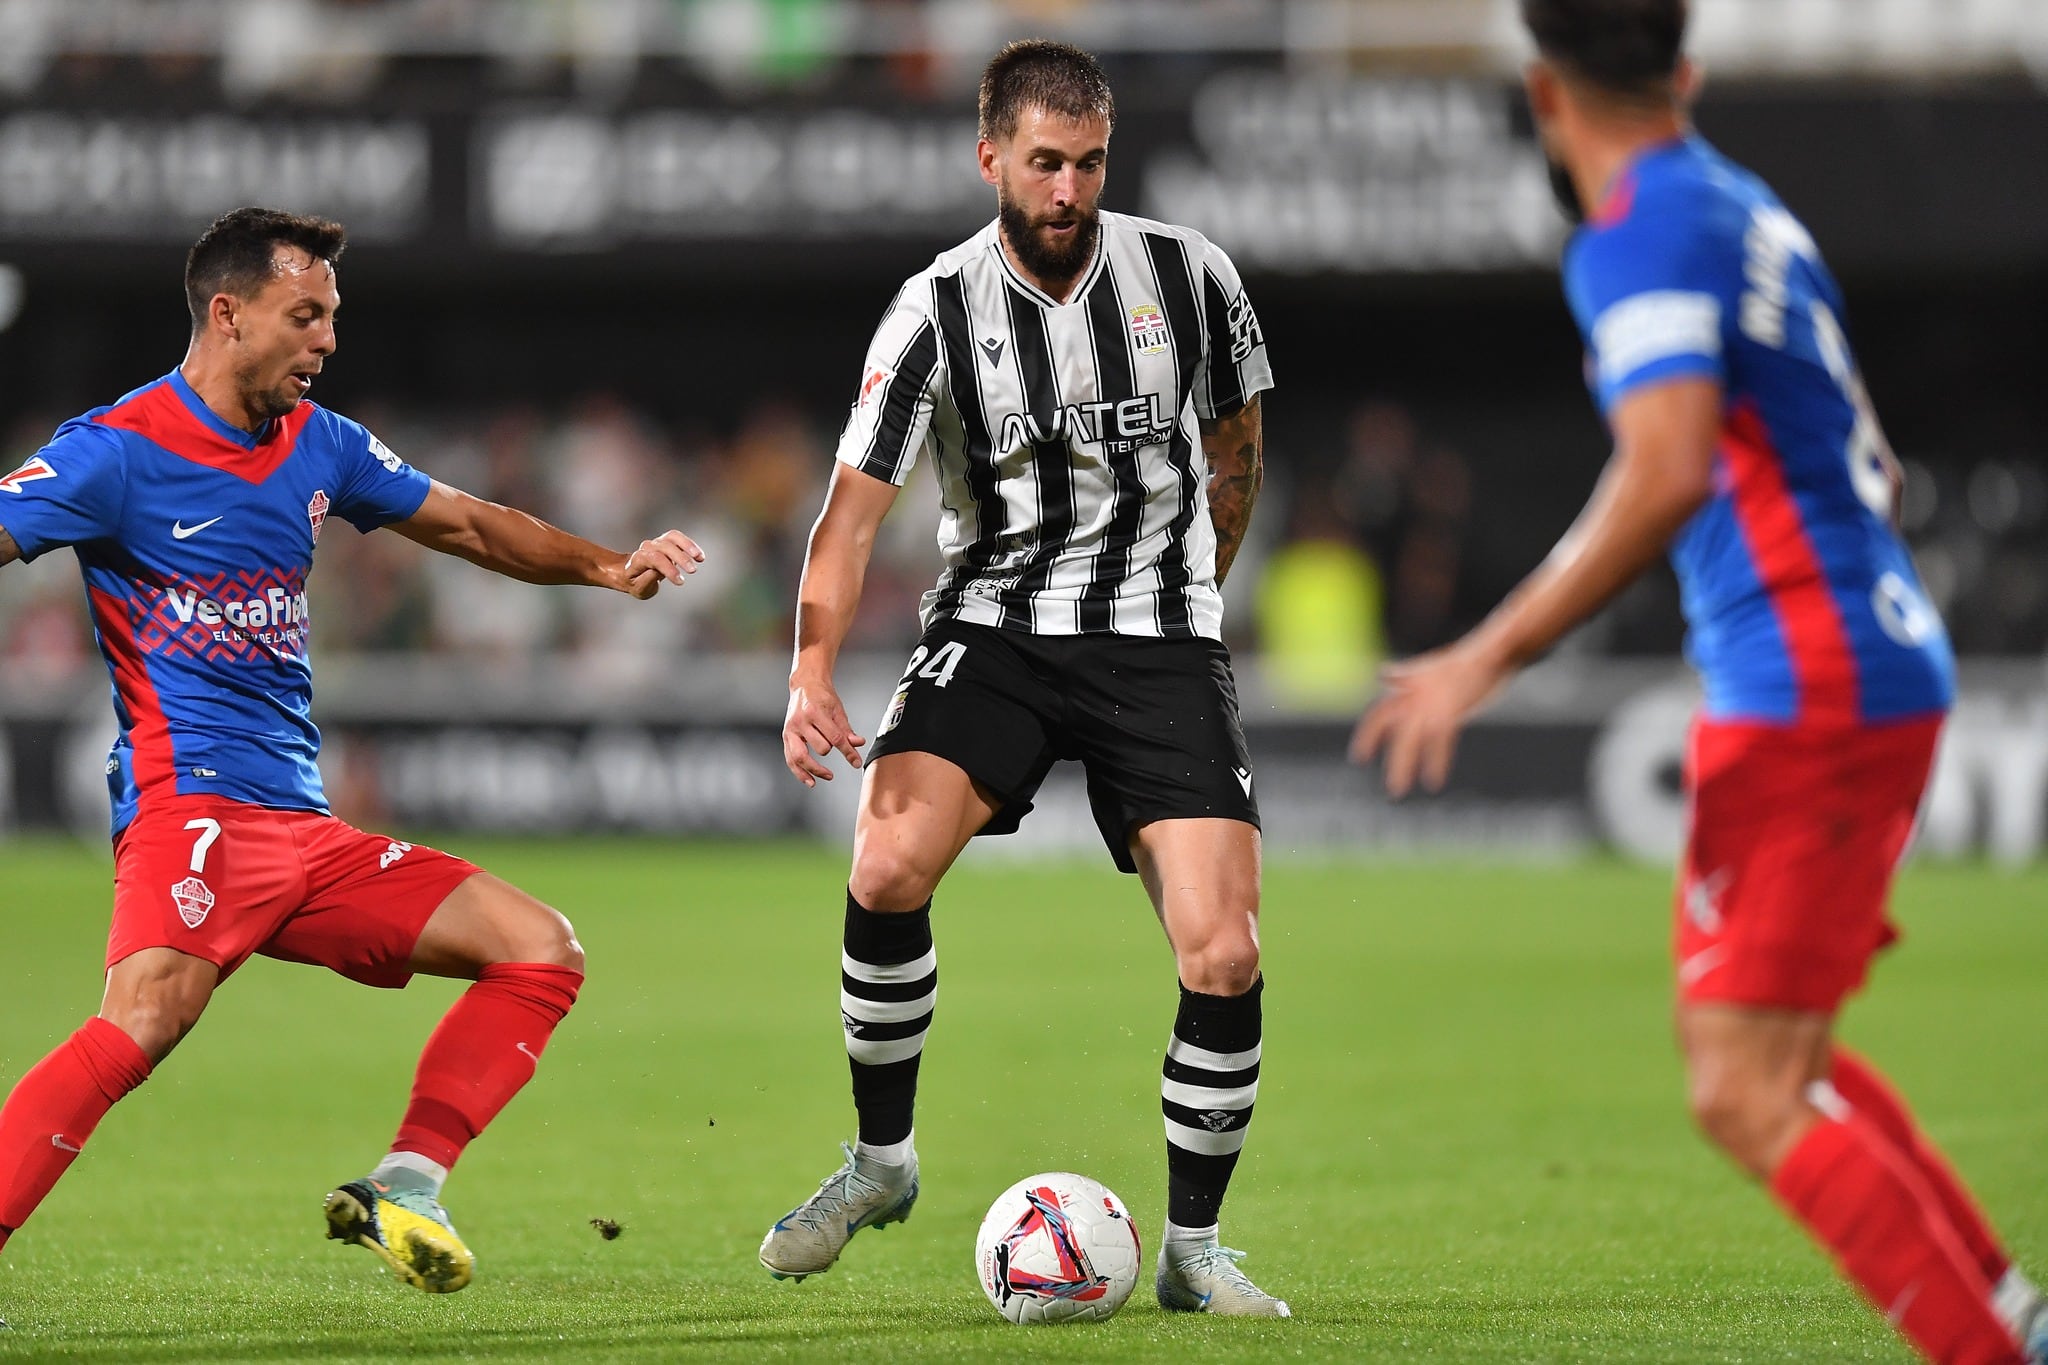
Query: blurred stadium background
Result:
<box><xmin>2</xmin><ymin>0</ymin><xmax>2046</xmax><ymax>864</ymax></box>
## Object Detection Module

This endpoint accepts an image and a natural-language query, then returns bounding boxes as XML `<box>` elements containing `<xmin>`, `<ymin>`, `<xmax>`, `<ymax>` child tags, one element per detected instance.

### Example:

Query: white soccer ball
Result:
<box><xmin>974</xmin><ymin>1172</ymin><xmax>1142</xmax><ymax>1325</ymax></box>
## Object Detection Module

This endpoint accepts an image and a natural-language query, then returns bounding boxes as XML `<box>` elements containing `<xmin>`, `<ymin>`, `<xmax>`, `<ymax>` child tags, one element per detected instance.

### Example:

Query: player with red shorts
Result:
<box><xmin>0</xmin><ymin>208</ymin><xmax>703</xmax><ymax>1300</ymax></box>
<box><xmin>1355</xmin><ymin>3</ymin><xmax>2043</xmax><ymax>1362</ymax></box>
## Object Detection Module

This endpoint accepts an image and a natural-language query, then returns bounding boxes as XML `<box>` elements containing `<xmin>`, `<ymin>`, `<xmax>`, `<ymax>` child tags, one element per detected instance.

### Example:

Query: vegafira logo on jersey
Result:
<box><xmin>170</xmin><ymin>876</ymin><xmax>215</xmax><ymax>929</ymax></box>
<box><xmin>307</xmin><ymin>490</ymin><xmax>330</xmax><ymax>544</ymax></box>
<box><xmin>1128</xmin><ymin>303</ymin><xmax>1168</xmax><ymax>355</ymax></box>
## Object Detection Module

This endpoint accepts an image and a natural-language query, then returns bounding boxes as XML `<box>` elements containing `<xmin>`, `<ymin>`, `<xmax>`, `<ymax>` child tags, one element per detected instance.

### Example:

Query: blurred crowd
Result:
<box><xmin>3</xmin><ymin>392</ymin><xmax>2045</xmax><ymax>706</ymax></box>
<box><xmin>11</xmin><ymin>0</ymin><xmax>2040</xmax><ymax>105</ymax></box>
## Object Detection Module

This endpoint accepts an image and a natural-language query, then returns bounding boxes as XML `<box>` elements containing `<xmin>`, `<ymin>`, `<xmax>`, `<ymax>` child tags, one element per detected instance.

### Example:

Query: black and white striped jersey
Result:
<box><xmin>835</xmin><ymin>211</ymin><xmax>1274</xmax><ymax>640</ymax></box>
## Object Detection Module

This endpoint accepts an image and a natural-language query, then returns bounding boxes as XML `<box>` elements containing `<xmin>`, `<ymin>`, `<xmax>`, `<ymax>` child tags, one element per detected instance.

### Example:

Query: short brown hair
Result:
<box><xmin>184</xmin><ymin>206</ymin><xmax>347</xmax><ymax>332</ymax></box>
<box><xmin>977</xmin><ymin>39</ymin><xmax>1115</xmax><ymax>143</ymax></box>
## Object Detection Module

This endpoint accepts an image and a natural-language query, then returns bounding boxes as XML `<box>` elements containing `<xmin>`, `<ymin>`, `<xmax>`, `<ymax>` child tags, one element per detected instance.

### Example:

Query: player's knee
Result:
<box><xmin>1176</xmin><ymin>934</ymin><xmax>1260</xmax><ymax>997</ymax></box>
<box><xmin>542</xmin><ymin>920</ymin><xmax>585</xmax><ymax>974</ymax></box>
<box><xmin>848</xmin><ymin>851</ymin><xmax>939</xmax><ymax>914</ymax></box>
<box><xmin>523</xmin><ymin>908</ymin><xmax>584</xmax><ymax>973</ymax></box>
<box><xmin>102</xmin><ymin>992</ymin><xmax>205</xmax><ymax>1063</ymax></box>
<box><xmin>99</xmin><ymin>951</ymin><xmax>214</xmax><ymax>1062</ymax></box>
<box><xmin>1686</xmin><ymin>1066</ymin><xmax>1791</xmax><ymax>1174</ymax></box>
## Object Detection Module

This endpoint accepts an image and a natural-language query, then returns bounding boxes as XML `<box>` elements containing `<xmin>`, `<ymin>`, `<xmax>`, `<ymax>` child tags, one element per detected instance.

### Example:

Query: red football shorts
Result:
<box><xmin>109</xmin><ymin>795</ymin><xmax>480</xmax><ymax>988</ymax></box>
<box><xmin>1674</xmin><ymin>714</ymin><xmax>1943</xmax><ymax>1013</ymax></box>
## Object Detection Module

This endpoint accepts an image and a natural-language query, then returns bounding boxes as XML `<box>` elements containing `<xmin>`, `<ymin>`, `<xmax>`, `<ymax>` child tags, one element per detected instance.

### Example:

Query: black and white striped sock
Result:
<box><xmin>1162</xmin><ymin>976</ymin><xmax>1262</xmax><ymax>1229</ymax></box>
<box><xmin>841</xmin><ymin>890</ymin><xmax>936</xmax><ymax>1152</ymax></box>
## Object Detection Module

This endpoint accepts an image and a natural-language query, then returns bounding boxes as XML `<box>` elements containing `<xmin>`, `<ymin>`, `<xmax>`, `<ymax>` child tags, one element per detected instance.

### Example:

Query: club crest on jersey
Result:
<box><xmin>307</xmin><ymin>489</ymin><xmax>330</xmax><ymax>544</ymax></box>
<box><xmin>1129</xmin><ymin>303</ymin><xmax>1169</xmax><ymax>355</ymax></box>
<box><xmin>0</xmin><ymin>455</ymin><xmax>56</xmax><ymax>494</ymax></box>
<box><xmin>170</xmin><ymin>876</ymin><xmax>215</xmax><ymax>929</ymax></box>
<box><xmin>857</xmin><ymin>365</ymin><xmax>895</xmax><ymax>409</ymax></box>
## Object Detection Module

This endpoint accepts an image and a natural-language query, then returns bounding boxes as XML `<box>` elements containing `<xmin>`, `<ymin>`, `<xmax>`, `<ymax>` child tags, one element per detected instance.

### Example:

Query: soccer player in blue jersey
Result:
<box><xmin>0</xmin><ymin>208</ymin><xmax>703</xmax><ymax>1297</ymax></box>
<box><xmin>1353</xmin><ymin>4</ymin><xmax>2043</xmax><ymax>1362</ymax></box>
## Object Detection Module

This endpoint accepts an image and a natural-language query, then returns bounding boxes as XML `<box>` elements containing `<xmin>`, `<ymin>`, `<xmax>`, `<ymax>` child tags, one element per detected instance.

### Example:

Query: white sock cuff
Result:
<box><xmin>1164</xmin><ymin>1220</ymin><xmax>1219</xmax><ymax>1248</ymax></box>
<box><xmin>855</xmin><ymin>1134</ymin><xmax>915</xmax><ymax>1167</ymax></box>
<box><xmin>377</xmin><ymin>1150</ymin><xmax>452</xmax><ymax>1191</ymax></box>
<box><xmin>1992</xmin><ymin>1266</ymin><xmax>2042</xmax><ymax>1336</ymax></box>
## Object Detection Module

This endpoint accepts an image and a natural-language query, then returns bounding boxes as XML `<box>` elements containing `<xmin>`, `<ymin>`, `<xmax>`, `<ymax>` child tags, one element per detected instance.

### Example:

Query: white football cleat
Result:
<box><xmin>759</xmin><ymin>1142</ymin><xmax>918</xmax><ymax>1282</ymax></box>
<box><xmin>1157</xmin><ymin>1240</ymin><xmax>1291</xmax><ymax>1317</ymax></box>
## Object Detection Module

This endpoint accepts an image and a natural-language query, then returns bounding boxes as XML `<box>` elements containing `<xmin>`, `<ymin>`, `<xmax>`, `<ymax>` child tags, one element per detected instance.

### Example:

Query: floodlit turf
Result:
<box><xmin>1</xmin><ymin>839</ymin><xmax>2042</xmax><ymax>1363</ymax></box>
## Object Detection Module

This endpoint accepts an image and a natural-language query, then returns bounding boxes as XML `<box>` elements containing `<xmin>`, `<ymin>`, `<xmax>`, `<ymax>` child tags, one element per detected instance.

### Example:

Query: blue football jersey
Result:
<box><xmin>1562</xmin><ymin>135</ymin><xmax>1953</xmax><ymax>725</ymax></box>
<box><xmin>0</xmin><ymin>370</ymin><xmax>431</xmax><ymax>834</ymax></box>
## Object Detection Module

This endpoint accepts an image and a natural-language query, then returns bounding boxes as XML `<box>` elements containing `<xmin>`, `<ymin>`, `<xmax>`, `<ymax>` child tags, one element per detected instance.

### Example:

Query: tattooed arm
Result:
<box><xmin>1200</xmin><ymin>392</ymin><xmax>1264</xmax><ymax>586</ymax></box>
<box><xmin>0</xmin><ymin>527</ymin><xmax>18</xmax><ymax>568</ymax></box>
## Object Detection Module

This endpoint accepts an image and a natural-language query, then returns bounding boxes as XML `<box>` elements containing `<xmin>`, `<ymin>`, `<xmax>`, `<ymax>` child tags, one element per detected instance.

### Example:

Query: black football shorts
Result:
<box><xmin>865</xmin><ymin>617</ymin><xmax>1260</xmax><ymax>873</ymax></box>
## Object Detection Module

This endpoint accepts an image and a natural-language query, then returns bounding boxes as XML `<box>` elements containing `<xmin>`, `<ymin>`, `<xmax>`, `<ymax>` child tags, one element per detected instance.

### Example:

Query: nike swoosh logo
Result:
<box><xmin>51</xmin><ymin>1134</ymin><xmax>82</xmax><ymax>1153</ymax></box>
<box><xmin>171</xmin><ymin>516</ymin><xmax>224</xmax><ymax>540</ymax></box>
<box><xmin>516</xmin><ymin>1042</ymin><xmax>541</xmax><ymax>1063</ymax></box>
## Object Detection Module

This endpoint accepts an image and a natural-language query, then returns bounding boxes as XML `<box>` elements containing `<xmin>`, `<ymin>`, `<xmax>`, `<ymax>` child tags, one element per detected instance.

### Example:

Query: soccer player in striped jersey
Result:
<box><xmin>1354</xmin><ymin>3</ymin><xmax>2043</xmax><ymax>1361</ymax></box>
<box><xmin>0</xmin><ymin>208</ymin><xmax>703</xmax><ymax>1297</ymax></box>
<box><xmin>760</xmin><ymin>40</ymin><xmax>1287</xmax><ymax>1316</ymax></box>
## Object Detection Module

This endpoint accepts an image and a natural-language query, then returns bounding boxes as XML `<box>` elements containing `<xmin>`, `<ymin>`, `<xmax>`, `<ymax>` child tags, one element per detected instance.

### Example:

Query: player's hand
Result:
<box><xmin>784</xmin><ymin>675</ymin><xmax>867</xmax><ymax>787</ymax></box>
<box><xmin>619</xmin><ymin>530</ymin><xmax>705</xmax><ymax>599</ymax></box>
<box><xmin>1349</xmin><ymin>637</ymin><xmax>1513</xmax><ymax>798</ymax></box>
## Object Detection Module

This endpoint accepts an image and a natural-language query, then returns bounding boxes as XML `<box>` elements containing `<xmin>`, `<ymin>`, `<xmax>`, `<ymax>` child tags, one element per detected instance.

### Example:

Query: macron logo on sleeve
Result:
<box><xmin>0</xmin><ymin>456</ymin><xmax>56</xmax><ymax>494</ymax></box>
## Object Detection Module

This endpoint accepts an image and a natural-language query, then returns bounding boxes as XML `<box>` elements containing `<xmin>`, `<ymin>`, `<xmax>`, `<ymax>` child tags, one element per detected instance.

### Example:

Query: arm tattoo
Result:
<box><xmin>1201</xmin><ymin>393</ymin><xmax>1264</xmax><ymax>586</ymax></box>
<box><xmin>0</xmin><ymin>527</ymin><xmax>18</xmax><ymax>568</ymax></box>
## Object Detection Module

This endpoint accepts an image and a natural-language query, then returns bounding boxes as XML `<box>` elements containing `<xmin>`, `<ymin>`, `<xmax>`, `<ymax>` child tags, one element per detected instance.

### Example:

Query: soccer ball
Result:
<box><xmin>974</xmin><ymin>1172</ymin><xmax>1142</xmax><ymax>1325</ymax></box>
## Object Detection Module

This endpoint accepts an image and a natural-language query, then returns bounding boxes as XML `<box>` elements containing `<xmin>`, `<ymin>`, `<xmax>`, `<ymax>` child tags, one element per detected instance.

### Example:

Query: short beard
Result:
<box><xmin>998</xmin><ymin>194</ymin><xmax>1100</xmax><ymax>286</ymax></box>
<box><xmin>233</xmin><ymin>358</ymin><xmax>302</xmax><ymax>425</ymax></box>
<box><xmin>1544</xmin><ymin>152</ymin><xmax>1585</xmax><ymax>225</ymax></box>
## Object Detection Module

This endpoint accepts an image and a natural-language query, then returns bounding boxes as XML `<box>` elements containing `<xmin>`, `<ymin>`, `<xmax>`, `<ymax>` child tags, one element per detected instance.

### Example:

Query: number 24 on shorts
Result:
<box><xmin>877</xmin><ymin>642</ymin><xmax>967</xmax><ymax>737</ymax></box>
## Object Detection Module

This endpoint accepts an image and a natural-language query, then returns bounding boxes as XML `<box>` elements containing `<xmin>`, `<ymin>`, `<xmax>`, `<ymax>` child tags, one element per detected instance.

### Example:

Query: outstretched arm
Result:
<box><xmin>392</xmin><ymin>480</ymin><xmax>702</xmax><ymax>599</ymax></box>
<box><xmin>784</xmin><ymin>462</ymin><xmax>901</xmax><ymax>786</ymax></box>
<box><xmin>0</xmin><ymin>527</ymin><xmax>17</xmax><ymax>568</ymax></box>
<box><xmin>1201</xmin><ymin>392</ymin><xmax>1264</xmax><ymax>586</ymax></box>
<box><xmin>1351</xmin><ymin>376</ymin><xmax>1721</xmax><ymax>796</ymax></box>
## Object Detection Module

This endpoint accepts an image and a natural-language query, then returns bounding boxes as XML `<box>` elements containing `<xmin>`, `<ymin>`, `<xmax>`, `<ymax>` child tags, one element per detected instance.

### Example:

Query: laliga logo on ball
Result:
<box><xmin>975</xmin><ymin>1173</ymin><xmax>1141</xmax><ymax>1325</ymax></box>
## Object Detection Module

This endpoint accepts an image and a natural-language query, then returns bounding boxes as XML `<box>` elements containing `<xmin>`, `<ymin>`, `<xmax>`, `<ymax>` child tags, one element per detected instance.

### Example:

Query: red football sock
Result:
<box><xmin>1772</xmin><ymin>1115</ymin><xmax>2022</xmax><ymax>1365</ymax></box>
<box><xmin>391</xmin><ymin>963</ymin><xmax>582</xmax><ymax>1171</ymax></box>
<box><xmin>0</xmin><ymin>1018</ymin><xmax>152</xmax><ymax>1241</ymax></box>
<box><xmin>1830</xmin><ymin>1047</ymin><xmax>2010</xmax><ymax>1286</ymax></box>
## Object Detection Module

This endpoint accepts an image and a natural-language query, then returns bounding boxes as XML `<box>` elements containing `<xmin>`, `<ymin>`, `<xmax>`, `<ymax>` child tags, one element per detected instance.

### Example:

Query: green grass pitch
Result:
<box><xmin>0</xmin><ymin>839</ymin><xmax>2042</xmax><ymax>1362</ymax></box>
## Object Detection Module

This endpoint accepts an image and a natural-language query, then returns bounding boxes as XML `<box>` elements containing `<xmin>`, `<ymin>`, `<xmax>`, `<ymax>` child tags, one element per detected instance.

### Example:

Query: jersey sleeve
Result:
<box><xmin>1564</xmin><ymin>216</ymin><xmax>1730</xmax><ymax>411</ymax></box>
<box><xmin>326</xmin><ymin>411</ymin><xmax>433</xmax><ymax>532</ymax></box>
<box><xmin>1194</xmin><ymin>238</ymin><xmax>1273</xmax><ymax>419</ymax></box>
<box><xmin>0</xmin><ymin>421</ymin><xmax>127</xmax><ymax>561</ymax></box>
<box><xmin>834</xmin><ymin>284</ymin><xmax>944</xmax><ymax>487</ymax></box>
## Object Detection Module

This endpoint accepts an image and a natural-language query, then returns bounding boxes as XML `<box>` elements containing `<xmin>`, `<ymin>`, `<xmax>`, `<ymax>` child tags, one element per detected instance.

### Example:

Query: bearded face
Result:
<box><xmin>999</xmin><ymin>175</ymin><xmax>1102</xmax><ymax>282</ymax></box>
